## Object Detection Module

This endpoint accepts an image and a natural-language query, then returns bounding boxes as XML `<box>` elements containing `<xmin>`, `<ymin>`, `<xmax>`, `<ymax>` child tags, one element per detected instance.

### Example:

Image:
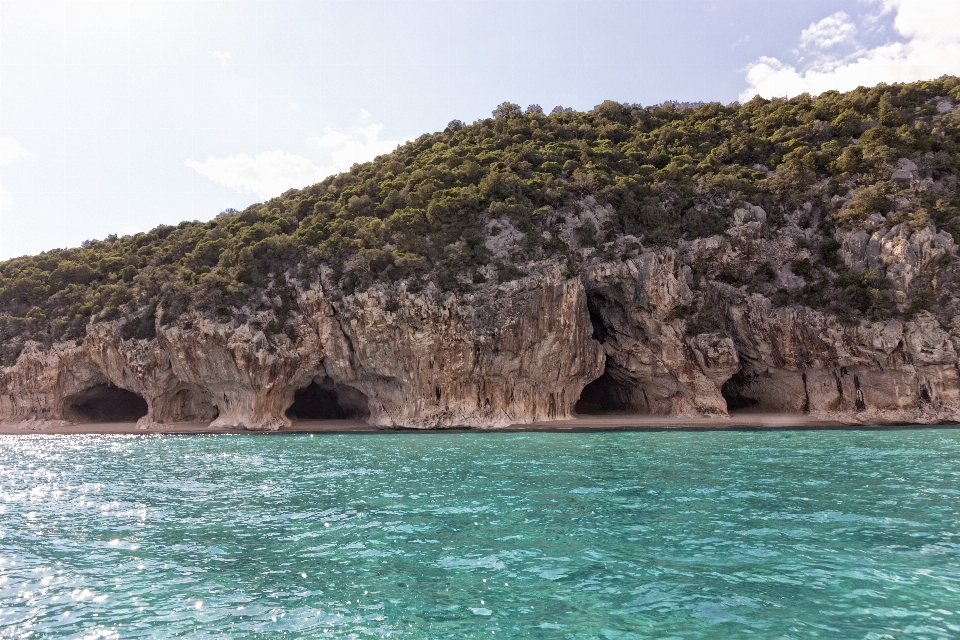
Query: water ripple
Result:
<box><xmin>1</xmin><ymin>429</ymin><xmax>959</xmax><ymax>637</ymax></box>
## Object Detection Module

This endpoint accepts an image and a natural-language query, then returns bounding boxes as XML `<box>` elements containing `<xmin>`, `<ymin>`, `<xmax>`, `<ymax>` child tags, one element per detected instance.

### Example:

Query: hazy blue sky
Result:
<box><xmin>2</xmin><ymin>0</ymin><xmax>958</xmax><ymax>259</ymax></box>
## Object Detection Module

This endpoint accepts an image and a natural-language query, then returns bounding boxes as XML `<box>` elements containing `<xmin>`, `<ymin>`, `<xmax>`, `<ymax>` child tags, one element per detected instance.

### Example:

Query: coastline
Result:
<box><xmin>0</xmin><ymin>412</ymin><xmax>955</xmax><ymax>435</ymax></box>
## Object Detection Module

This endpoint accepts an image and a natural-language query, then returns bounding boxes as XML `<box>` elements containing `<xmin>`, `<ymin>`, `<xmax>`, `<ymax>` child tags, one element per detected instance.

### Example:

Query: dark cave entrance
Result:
<box><xmin>574</xmin><ymin>368</ymin><xmax>636</xmax><ymax>415</ymax></box>
<box><xmin>577</xmin><ymin>295</ymin><xmax>637</xmax><ymax>415</ymax></box>
<box><xmin>286</xmin><ymin>380</ymin><xmax>370</xmax><ymax>420</ymax></box>
<box><xmin>720</xmin><ymin>369</ymin><xmax>759</xmax><ymax>412</ymax></box>
<box><xmin>66</xmin><ymin>384</ymin><xmax>149</xmax><ymax>422</ymax></box>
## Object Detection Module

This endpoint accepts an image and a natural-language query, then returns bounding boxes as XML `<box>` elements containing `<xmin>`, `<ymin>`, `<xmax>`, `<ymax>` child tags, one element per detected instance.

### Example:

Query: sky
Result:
<box><xmin>1</xmin><ymin>0</ymin><xmax>959</xmax><ymax>260</ymax></box>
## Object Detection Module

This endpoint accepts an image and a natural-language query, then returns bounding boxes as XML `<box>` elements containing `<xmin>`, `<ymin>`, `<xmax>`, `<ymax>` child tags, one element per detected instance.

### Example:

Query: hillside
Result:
<box><xmin>2</xmin><ymin>77</ymin><xmax>960</xmax><ymax>429</ymax></box>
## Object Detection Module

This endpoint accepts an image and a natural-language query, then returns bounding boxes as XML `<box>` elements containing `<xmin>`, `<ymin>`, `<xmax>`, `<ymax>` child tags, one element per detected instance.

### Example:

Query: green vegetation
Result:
<box><xmin>2</xmin><ymin>77</ymin><xmax>960</xmax><ymax>365</ymax></box>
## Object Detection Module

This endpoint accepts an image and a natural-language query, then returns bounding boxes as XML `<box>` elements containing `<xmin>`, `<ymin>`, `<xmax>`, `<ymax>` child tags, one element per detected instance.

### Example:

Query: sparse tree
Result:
<box><xmin>492</xmin><ymin>102</ymin><xmax>522</xmax><ymax>119</ymax></box>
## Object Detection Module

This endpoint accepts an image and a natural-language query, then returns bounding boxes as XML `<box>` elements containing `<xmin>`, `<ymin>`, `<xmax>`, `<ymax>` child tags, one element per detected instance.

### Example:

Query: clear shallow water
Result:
<box><xmin>1</xmin><ymin>430</ymin><xmax>960</xmax><ymax>639</ymax></box>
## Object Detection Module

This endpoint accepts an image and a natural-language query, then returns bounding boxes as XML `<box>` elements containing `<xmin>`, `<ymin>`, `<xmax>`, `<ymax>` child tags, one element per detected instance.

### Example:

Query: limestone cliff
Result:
<box><xmin>0</xmin><ymin>269</ymin><xmax>604</xmax><ymax>429</ymax></box>
<box><xmin>4</xmin><ymin>211</ymin><xmax>960</xmax><ymax>429</ymax></box>
<box><xmin>4</xmin><ymin>81</ymin><xmax>960</xmax><ymax>428</ymax></box>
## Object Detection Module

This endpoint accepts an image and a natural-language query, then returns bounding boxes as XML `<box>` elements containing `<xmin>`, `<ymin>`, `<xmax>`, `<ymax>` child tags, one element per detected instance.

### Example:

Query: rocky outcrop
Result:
<box><xmin>583</xmin><ymin>252</ymin><xmax>739</xmax><ymax>416</ymax></box>
<box><xmin>333</xmin><ymin>270</ymin><xmax>603</xmax><ymax>428</ymax></box>
<box><xmin>4</xmin><ymin>220</ymin><xmax>960</xmax><ymax>429</ymax></box>
<box><xmin>572</xmin><ymin>214</ymin><xmax>960</xmax><ymax>425</ymax></box>
<box><xmin>716</xmin><ymin>287</ymin><xmax>960</xmax><ymax>422</ymax></box>
<box><xmin>838</xmin><ymin>221</ymin><xmax>957</xmax><ymax>303</ymax></box>
<box><xmin>0</xmin><ymin>269</ymin><xmax>604</xmax><ymax>429</ymax></box>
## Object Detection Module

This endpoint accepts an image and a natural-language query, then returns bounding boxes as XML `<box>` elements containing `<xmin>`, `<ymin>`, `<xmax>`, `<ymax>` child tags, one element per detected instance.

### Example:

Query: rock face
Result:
<box><xmin>716</xmin><ymin>288</ymin><xmax>960</xmax><ymax>421</ymax></box>
<box><xmin>4</xmin><ymin>220</ymin><xmax>960</xmax><ymax>429</ymax></box>
<box><xmin>0</xmin><ymin>269</ymin><xmax>604</xmax><ymax>429</ymax></box>
<box><xmin>333</xmin><ymin>270</ymin><xmax>602</xmax><ymax>428</ymax></box>
<box><xmin>583</xmin><ymin>252</ymin><xmax>739</xmax><ymax>416</ymax></box>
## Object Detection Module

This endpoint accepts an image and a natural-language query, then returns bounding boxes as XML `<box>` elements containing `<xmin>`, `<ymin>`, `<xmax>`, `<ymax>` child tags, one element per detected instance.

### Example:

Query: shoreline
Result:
<box><xmin>1</xmin><ymin>413</ymin><xmax>957</xmax><ymax>435</ymax></box>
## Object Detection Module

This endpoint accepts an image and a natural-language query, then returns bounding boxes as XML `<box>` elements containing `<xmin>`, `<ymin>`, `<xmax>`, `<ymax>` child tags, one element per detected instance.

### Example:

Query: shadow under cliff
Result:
<box><xmin>65</xmin><ymin>384</ymin><xmax>149</xmax><ymax>423</ymax></box>
<box><xmin>286</xmin><ymin>379</ymin><xmax>370</xmax><ymax>421</ymax></box>
<box><xmin>574</xmin><ymin>368</ymin><xmax>638</xmax><ymax>415</ymax></box>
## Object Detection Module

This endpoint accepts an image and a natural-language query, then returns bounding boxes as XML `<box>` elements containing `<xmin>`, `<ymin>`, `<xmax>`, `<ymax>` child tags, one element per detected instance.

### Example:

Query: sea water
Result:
<box><xmin>1</xmin><ymin>429</ymin><xmax>959</xmax><ymax>639</ymax></box>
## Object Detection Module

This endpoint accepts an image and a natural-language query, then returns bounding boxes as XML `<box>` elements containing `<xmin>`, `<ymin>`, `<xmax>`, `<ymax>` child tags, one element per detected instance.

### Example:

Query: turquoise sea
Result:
<box><xmin>2</xmin><ymin>429</ymin><xmax>959</xmax><ymax>639</ymax></box>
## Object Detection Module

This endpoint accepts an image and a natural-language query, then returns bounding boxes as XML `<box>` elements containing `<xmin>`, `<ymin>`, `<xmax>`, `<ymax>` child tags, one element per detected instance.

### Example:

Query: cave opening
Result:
<box><xmin>286</xmin><ymin>379</ymin><xmax>370</xmax><ymax>420</ymax></box>
<box><xmin>574</xmin><ymin>367</ymin><xmax>636</xmax><ymax>415</ymax></box>
<box><xmin>169</xmin><ymin>388</ymin><xmax>219</xmax><ymax>423</ymax></box>
<box><xmin>66</xmin><ymin>384</ymin><xmax>149</xmax><ymax>422</ymax></box>
<box><xmin>720</xmin><ymin>369</ymin><xmax>759</xmax><ymax>412</ymax></box>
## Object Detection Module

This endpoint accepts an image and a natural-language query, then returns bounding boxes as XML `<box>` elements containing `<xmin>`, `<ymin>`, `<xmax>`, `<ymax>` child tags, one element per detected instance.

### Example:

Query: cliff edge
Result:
<box><xmin>3</xmin><ymin>79</ymin><xmax>960</xmax><ymax>428</ymax></box>
<box><xmin>3</xmin><ymin>219</ymin><xmax>958</xmax><ymax>429</ymax></box>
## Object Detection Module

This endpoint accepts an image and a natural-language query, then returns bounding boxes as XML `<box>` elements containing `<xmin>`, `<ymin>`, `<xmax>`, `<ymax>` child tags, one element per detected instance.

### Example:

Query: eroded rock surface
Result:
<box><xmin>4</xmin><ymin>220</ymin><xmax>960</xmax><ymax>428</ymax></box>
<box><xmin>716</xmin><ymin>288</ymin><xmax>960</xmax><ymax>421</ymax></box>
<box><xmin>1</xmin><ymin>270</ymin><xmax>604</xmax><ymax>429</ymax></box>
<box><xmin>583</xmin><ymin>251</ymin><xmax>738</xmax><ymax>416</ymax></box>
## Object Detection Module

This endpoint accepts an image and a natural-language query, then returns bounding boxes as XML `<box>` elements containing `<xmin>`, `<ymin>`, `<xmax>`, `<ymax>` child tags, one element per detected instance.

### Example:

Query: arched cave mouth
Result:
<box><xmin>286</xmin><ymin>380</ymin><xmax>370</xmax><ymax>421</ymax></box>
<box><xmin>169</xmin><ymin>388</ymin><xmax>219</xmax><ymax>423</ymax></box>
<box><xmin>66</xmin><ymin>384</ymin><xmax>149</xmax><ymax>423</ymax></box>
<box><xmin>575</xmin><ymin>368</ymin><xmax>636</xmax><ymax>415</ymax></box>
<box><xmin>720</xmin><ymin>369</ymin><xmax>759</xmax><ymax>413</ymax></box>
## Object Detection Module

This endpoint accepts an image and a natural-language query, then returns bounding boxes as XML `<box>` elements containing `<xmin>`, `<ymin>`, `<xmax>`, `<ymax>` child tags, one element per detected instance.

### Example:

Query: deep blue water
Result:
<box><xmin>1</xmin><ymin>429</ymin><xmax>959</xmax><ymax>638</ymax></box>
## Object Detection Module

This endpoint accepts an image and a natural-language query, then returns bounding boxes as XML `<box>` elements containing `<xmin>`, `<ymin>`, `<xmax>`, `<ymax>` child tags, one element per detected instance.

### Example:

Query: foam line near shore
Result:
<box><xmin>3</xmin><ymin>413</ymin><xmax>954</xmax><ymax>435</ymax></box>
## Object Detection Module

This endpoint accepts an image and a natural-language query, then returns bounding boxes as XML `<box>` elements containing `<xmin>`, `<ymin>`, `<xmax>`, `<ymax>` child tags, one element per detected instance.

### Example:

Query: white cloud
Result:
<box><xmin>209</xmin><ymin>50</ymin><xmax>231</xmax><ymax>63</ymax></box>
<box><xmin>0</xmin><ymin>185</ymin><xmax>13</xmax><ymax>211</ymax></box>
<box><xmin>290</xmin><ymin>102</ymin><xmax>300</xmax><ymax>111</ymax></box>
<box><xmin>185</xmin><ymin>151</ymin><xmax>326</xmax><ymax>199</ymax></box>
<box><xmin>0</xmin><ymin>136</ymin><xmax>36</xmax><ymax>167</ymax></box>
<box><xmin>741</xmin><ymin>0</ymin><xmax>960</xmax><ymax>100</ymax></box>
<box><xmin>800</xmin><ymin>11</ymin><xmax>856</xmax><ymax>50</ymax></box>
<box><xmin>1</xmin><ymin>136</ymin><xmax>35</xmax><ymax>215</ymax></box>
<box><xmin>309</xmin><ymin>123</ymin><xmax>407</xmax><ymax>174</ymax></box>
<box><xmin>186</xmin><ymin>117</ymin><xmax>409</xmax><ymax>200</ymax></box>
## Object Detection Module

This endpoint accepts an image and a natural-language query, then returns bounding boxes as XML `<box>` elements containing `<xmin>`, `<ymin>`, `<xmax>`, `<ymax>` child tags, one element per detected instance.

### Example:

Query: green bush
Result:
<box><xmin>2</xmin><ymin>77</ymin><xmax>960</xmax><ymax>364</ymax></box>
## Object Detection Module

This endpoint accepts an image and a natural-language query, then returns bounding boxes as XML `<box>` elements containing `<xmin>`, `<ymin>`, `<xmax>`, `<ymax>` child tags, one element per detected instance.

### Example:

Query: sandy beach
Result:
<box><xmin>0</xmin><ymin>411</ymin><xmax>943</xmax><ymax>435</ymax></box>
